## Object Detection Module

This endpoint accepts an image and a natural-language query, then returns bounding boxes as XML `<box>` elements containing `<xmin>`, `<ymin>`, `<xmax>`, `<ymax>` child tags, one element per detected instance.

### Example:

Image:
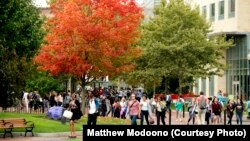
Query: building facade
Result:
<box><xmin>141</xmin><ymin>0</ymin><xmax>250</xmax><ymax>100</ymax></box>
<box><xmin>142</xmin><ymin>0</ymin><xmax>161</xmax><ymax>20</ymax></box>
<box><xmin>191</xmin><ymin>0</ymin><xmax>250</xmax><ymax>100</ymax></box>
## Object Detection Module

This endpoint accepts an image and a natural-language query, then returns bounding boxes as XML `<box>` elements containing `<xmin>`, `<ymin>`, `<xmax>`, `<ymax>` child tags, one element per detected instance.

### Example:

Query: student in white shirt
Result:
<box><xmin>87</xmin><ymin>91</ymin><xmax>99</xmax><ymax>125</ymax></box>
<box><xmin>140</xmin><ymin>95</ymin><xmax>150</xmax><ymax>125</ymax></box>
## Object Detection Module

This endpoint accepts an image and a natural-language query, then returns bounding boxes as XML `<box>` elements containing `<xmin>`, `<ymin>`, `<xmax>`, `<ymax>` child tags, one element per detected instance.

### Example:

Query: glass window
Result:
<box><xmin>226</xmin><ymin>35</ymin><xmax>249</xmax><ymax>100</ymax></box>
<box><xmin>154</xmin><ymin>0</ymin><xmax>161</xmax><ymax>6</ymax></box>
<box><xmin>202</xmin><ymin>78</ymin><xmax>206</xmax><ymax>93</ymax></box>
<box><xmin>228</xmin><ymin>0</ymin><xmax>235</xmax><ymax>18</ymax></box>
<box><xmin>202</xmin><ymin>6</ymin><xmax>207</xmax><ymax>19</ymax></box>
<box><xmin>219</xmin><ymin>1</ymin><xmax>224</xmax><ymax>20</ymax></box>
<box><xmin>195</xmin><ymin>79</ymin><xmax>199</xmax><ymax>95</ymax></box>
<box><xmin>209</xmin><ymin>76</ymin><xmax>215</xmax><ymax>96</ymax></box>
<box><xmin>210</xmin><ymin>3</ymin><xmax>215</xmax><ymax>22</ymax></box>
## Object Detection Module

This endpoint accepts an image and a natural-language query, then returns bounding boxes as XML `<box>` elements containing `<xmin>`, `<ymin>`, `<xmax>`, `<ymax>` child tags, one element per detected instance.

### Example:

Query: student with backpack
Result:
<box><xmin>196</xmin><ymin>91</ymin><xmax>209</xmax><ymax>125</ymax></box>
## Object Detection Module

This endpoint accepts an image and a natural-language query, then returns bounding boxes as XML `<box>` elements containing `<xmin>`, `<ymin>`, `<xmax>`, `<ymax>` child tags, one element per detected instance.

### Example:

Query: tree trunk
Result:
<box><xmin>153</xmin><ymin>80</ymin><xmax>156</xmax><ymax>95</ymax></box>
<box><xmin>118</xmin><ymin>77</ymin><xmax>120</xmax><ymax>91</ymax></box>
<box><xmin>68</xmin><ymin>77</ymin><xmax>71</xmax><ymax>92</ymax></box>
<box><xmin>81</xmin><ymin>88</ymin><xmax>87</xmax><ymax>116</ymax></box>
<box><xmin>179</xmin><ymin>78</ymin><xmax>182</xmax><ymax>95</ymax></box>
<box><xmin>165</xmin><ymin>78</ymin><xmax>168</xmax><ymax>94</ymax></box>
<box><xmin>80</xmin><ymin>78</ymin><xmax>87</xmax><ymax>116</ymax></box>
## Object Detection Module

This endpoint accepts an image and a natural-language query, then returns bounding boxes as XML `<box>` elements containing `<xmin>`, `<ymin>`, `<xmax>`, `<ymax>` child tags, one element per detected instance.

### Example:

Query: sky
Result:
<box><xmin>34</xmin><ymin>0</ymin><xmax>143</xmax><ymax>7</ymax></box>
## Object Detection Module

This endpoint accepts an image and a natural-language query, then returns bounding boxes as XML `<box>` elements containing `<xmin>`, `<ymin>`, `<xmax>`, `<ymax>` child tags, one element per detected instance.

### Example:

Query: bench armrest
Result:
<box><xmin>25</xmin><ymin>121</ymin><xmax>35</xmax><ymax>127</ymax></box>
<box><xmin>4</xmin><ymin>122</ymin><xmax>13</xmax><ymax>128</ymax></box>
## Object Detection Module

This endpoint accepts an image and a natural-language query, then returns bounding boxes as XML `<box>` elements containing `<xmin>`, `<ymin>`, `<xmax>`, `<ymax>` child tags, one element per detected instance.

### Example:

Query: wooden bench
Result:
<box><xmin>2</xmin><ymin>118</ymin><xmax>35</xmax><ymax>138</ymax></box>
<box><xmin>0</xmin><ymin>120</ymin><xmax>13</xmax><ymax>138</ymax></box>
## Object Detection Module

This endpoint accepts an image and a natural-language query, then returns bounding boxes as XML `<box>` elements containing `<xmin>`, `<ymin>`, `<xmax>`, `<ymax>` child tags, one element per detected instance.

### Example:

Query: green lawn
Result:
<box><xmin>0</xmin><ymin>112</ymin><xmax>130</xmax><ymax>133</ymax></box>
<box><xmin>64</xmin><ymin>138</ymin><xmax>82</xmax><ymax>141</ymax></box>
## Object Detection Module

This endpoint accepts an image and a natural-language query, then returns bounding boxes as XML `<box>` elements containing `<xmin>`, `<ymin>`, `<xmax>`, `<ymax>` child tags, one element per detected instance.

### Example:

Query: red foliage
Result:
<box><xmin>34</xmin><ymin>0</ymin><xmax>143</xmax><ymax>80</ymax></box>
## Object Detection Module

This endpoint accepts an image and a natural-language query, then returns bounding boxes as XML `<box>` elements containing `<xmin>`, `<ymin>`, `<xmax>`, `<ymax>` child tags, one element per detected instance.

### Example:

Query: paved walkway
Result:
<box><xmin>150</xmin><ymin>110</ymin><xmax>250</xmax><ymax>125</ymax></box>
<box><xmin>1</xmin><ymin>110</ymin><xmax>249</xmax><ymax>141</ymax></box>
<box><xmin>1</xmin><ymin>132</ymin><xmax>82</xmax><ymax>141</ymax></box>
<box><xmin>1</xmin><ymin>136</ymin><xmax>82</xmax><ymax>141</ymax></box>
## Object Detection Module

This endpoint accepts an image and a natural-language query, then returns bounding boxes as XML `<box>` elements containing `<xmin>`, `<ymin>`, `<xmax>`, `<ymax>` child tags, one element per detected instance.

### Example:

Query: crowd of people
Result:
<box><xmin>20</xmin><ymin>90</ymin><xmax>82</xmax><ymax>113</ymax></box>
<box><xmin>20</xmin><ymin>87</ymin><xmax>246</xmax><ymax>126</ymax></box>
<box><xmin>186</xmin><ymin>91</ymin><xmax>245</xmax><ymax>125</ymax></box>
<box><xmin>86</xmin><ymin>88</ymin><xmax>246</xmax><ymax>126</ymax></box>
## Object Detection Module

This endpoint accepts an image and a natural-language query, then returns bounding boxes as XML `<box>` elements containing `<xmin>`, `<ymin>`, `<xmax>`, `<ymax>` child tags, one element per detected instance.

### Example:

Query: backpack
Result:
<box><xmin>199</xmin><ymin>96</ymin><xmax>206</xmax><ymax>109</ymax></box>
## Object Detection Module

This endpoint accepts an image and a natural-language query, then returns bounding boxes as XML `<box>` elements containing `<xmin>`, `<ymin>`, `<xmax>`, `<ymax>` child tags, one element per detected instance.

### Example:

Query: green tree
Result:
<box><xmin>0</xmin><ymin>0</ymin><xmax>45</xmax><ymax>107</ymax></box>
<box><xmin>25</xmin><ymin>71</ymin><xmax>66</xmax><ymax>96</ymax></box>
<box><xmin>138</xmin><ymin>0</ymin><xmax>233</xmax><ymax>94</ymax></box>
<box><xmin>126</xmin><ymin>69</ymin><xmax>162</xmax><ymax>95</ymax></box>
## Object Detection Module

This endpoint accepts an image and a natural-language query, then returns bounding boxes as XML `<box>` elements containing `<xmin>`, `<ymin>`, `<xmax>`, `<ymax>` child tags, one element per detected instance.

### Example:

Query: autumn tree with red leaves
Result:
<box><xmin>34</xmin><ymin>0</ymin><xmax>143</xmax><ymax>113</ymax></box>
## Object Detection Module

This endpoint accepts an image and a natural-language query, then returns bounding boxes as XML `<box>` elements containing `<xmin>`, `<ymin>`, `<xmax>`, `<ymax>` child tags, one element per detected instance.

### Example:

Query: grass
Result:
<box><xmin>0</xmin><ymin>112</ymin><xmax>130</xmax><ymax>133</ymax></box>
<box><xmin>64</xmin><ymin>138</ymin><xmax>82</xmax><ymax>141</ymax></box>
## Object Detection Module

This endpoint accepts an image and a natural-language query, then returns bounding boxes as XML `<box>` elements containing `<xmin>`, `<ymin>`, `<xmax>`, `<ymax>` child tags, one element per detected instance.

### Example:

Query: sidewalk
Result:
<box><xmin>150</xmin><ymin>110</ymin><xmax>250</xmax><ymax>125</ymax></box>
<box><xmin>1</xmin><ymin>132</ymin><xmax>82</xmax><ymax>141</ymax></box>
<box><xmin>1</xmin><ymin>110</ymin><xmax>249</xmax><ymax>141</ymax></box>
<box><xmin>1</xmin><ymin>136</ymin><xmax>82</xmax><ymax>141</ymax></box>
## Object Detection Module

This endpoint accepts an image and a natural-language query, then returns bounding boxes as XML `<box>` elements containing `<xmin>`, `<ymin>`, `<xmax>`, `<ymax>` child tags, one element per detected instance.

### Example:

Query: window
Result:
<box><xmin>209</xmin><ymin>76</ymin><xmax>215</xmax><ymax>96</ymax></box>
<box><xmin>195</xmin><ymin>79</ymin><xmax>199</xmax><ymax>95</ymax></box>
<box><xmin>154</xmin><ymin>0</ymin><xmax>161</xmax><ymax>7</ymax></box>
<box><xmin>202</xmin><ymin>78</ymin><xmax>206</xmax><ymax>93</ymax></box>
<box><xmin>219</xmin><ymin>1</ymin><xmax>224</xmax><ymax>20</ymax></box>
<box><xmin>228</xmin><ymin>0</ymin><xmax>235</xmax><ymax>18</ymax></box>
<box><xmin>202</xmin><ymin>6</ymin><xmax>207</xmax><ymax>19</ymax></box>
<box><xmin>210</xmin><ymin>3</ymin><xmax>215</xmax><ymax>22</ymax></box>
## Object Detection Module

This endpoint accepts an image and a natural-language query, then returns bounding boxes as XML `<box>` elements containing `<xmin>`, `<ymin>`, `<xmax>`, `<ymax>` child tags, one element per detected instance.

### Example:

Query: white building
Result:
<box><xmin>190</xmin><ymin>0</ymin><xmax>250</xmax><ymax>100</ymax></box>
<box><xmin>141</xmin><ymin>0</ymin><xmax>250</xmax><ymax>100</ymax></box>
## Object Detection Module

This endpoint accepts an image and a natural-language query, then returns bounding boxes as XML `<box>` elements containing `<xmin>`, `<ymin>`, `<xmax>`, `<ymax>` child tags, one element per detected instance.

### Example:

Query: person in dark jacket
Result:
<box><xmin>69</xmin><ymin>93</ymin><xmax>82</xmax><ymax>138</ymax></box>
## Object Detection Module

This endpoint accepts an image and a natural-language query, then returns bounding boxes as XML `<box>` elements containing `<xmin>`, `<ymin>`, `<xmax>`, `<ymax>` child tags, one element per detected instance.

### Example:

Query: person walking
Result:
<box><xmin>113</xmin><ymin>98</ymin><xmax>121</xmax><ymax>118</ymax></box>
<box><xmin>120</xmin><ymin>97</ymin><xmax>127</xmax><ymax>119</ymax></box>
<box><xmin>140</xmin><ymin>95</ymin><xmax>150</xmax><ymax>125</ymax></box>
<box><xmin>187</xmin><ymin>97</ymin><xmax>196</xmax><ymax>125</ymax></box>
<box><xmin>69</xmin><ymin>93</ymin><xmax>83</xmax><ymax>138</ymax></box>
<box><xmin>22</xmin><ymin>91</ymin><xmax>29</xmax><ymax>113</ymax></box>
<box><xmin>166</xmin><ymin>94</ymin><xmax>172</xmax><ymax>112</ymax></box>
<box><xmin>235</xmin><ymin>98</ymin><xmax>244</xmax><ymax>125</ymax></box>
<box><xmin>205</xmin><ymin>97</ymin><xmax>212</xmax><ymax>125</ymax></box>
<box><xmin>211</xmin><ymin>97</ymin><xmax>222</xmax><ymax>125</ymax></box>
<box><xmin>127</xmin><ymin>93</ymin><xmax>140</xmax><ymax>125</ymax></box>
<box><xmin>105</xmin><ymin>96</ymin><xmax>111</xmax><ymax>117</ymax></box>
<box><xmin>226</xmin><ymin>99</ymin><xmax>235</xmax><ymax>125</ymax></box>
<box><xmin>175</xmin><ymin>97</ymin><xmax>184</xmax><ymax>122</ymax></box>
<box><xmin>196</xmin><ymin>91</ymin><xmax>209</xmax><ymax>125</ymax></box>
<box><xmin>155</xmin><ymin>96</ymin><xmax>166</xmax><ymax>125</ymax></box>
<box><xmin>87</xmin><ymin>91</ymin><xmax>99</xmax><ymax>125</ymax></box>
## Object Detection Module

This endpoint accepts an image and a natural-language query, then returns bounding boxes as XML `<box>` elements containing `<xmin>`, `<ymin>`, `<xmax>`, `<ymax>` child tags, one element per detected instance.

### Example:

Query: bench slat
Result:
<box><xmin>4</xmin><ymin>120</ymin><xmax>25</xmax><ymax>122</ymax></box>
<box><xmin>5</xmin><ymin>122</ymin><xmax>25</xmax><ymax>124</ymax></box>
